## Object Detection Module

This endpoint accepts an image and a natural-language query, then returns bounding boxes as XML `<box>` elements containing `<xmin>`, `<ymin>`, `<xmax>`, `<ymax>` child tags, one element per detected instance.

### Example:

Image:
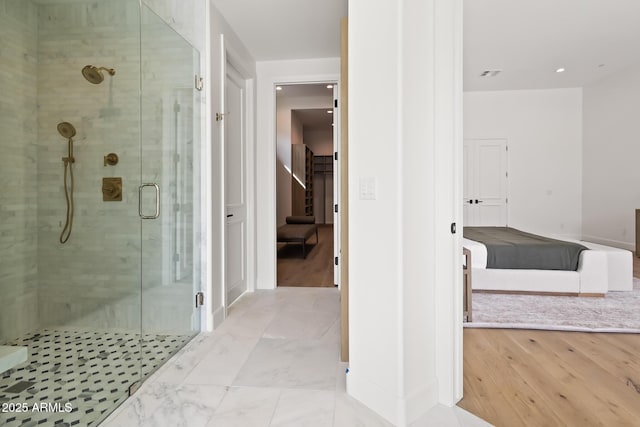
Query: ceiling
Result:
<box><xmin>212</xmin><ymin>0</ymin><xmax>347</xmax><ymax>61</ymax></box>
<box><xmin>276</xmin><ymin>83</ymin><xmax>335</xmax><ymax>98</ymax></box>
<box><xmin>212</xmin><ymin>0</ymin><xmax>640</xmax><ymax>91</ymax></box>
<box><xmin>277</xmin><ymin>84</ymin><xmax>334</xmax><ymax>131</ymax></box>
<box><xmin>464</xmin><ymin>0</ymin><xmax>640</xmax><ymax>91</ymax></box>
<box><xmin>293</xmin><ymin>109</ymin><xmax>334</xmax><ymax>132</ymax></box>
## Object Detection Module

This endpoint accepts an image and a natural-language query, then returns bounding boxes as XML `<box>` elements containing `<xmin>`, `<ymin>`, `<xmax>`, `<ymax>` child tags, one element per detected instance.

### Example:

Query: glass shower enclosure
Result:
<box><xmin>0</xmin><ymin>1</ymin><xmax>202</xmax><ymax>425</ymax></box>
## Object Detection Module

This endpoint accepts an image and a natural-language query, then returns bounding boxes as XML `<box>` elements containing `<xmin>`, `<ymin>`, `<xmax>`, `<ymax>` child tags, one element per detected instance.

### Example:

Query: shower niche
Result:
<box><xmin>0</xmin><ymin>1</ymin><xmax>202</xmax><ymax>426</ymax></box>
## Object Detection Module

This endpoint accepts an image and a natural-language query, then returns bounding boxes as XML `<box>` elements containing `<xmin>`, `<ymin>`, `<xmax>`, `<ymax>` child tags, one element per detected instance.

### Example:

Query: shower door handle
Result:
<box><xmin>139</xmin><ymin>183</ymin><xmax>160</xmax><ymax>219</ymax></box>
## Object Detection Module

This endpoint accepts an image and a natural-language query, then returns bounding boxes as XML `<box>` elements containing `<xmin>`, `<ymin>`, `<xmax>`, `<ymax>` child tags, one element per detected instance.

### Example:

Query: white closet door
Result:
<box><xmin>463</xmin><ymin>139</ymin><xmax>508</xmax><ymax>226</ymax></box>
<box><xmin>224</xmin><ymin>63</ymin><xmax>247</xmax><ymax>306</ymax></box>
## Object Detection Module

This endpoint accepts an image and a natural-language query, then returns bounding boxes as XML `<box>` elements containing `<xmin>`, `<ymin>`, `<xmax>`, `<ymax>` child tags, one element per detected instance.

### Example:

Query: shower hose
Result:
<box><xmin>59</xmin><ymin>158</ymin><xmax>74</xmax><ymax>243</ymax></box>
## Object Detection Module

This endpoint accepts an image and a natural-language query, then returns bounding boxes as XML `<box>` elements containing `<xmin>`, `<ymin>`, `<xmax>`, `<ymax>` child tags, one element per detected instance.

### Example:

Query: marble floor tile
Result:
<box><xmin>215</xmin><ymin>306</ymin><xmax>279</xmax><ymax>338</ymax></box>
<box><xmin>97</xmin><ymin>287</ymin><xmax>492</xmax><ymax>427</ymax></box>
<box><xmin>263</xmin><ymin>308</ymin><xmax>338</xmax><ymax>340</ymax></box>
<box><xmin>270</xmin><ymin>389</ymin><xmax>336</xmax><ymax>427</ymax></box>
<box><xmin>205</xmin><ymin>386</ymin><xmax>281</xmax><ymax>427</ymax></box>
<box><xmin>232</xmin><ymin>338</ymin><xmax>339</xmax><ymax>390</ymax></box>
<box><xmin>335</xmin><ymin>361</ymin><xmax>348</xmax><ymax>393</ymax></box>
<box><xmin>407</xmin><ymin>404</ymin><xmax>494</xmax><ymax>427</ymax></box>
<box><xmin>102</xmin><ymin>382</ymin><xmax>227</xmax><ymax>427</ymax></box>
<box><xmin>453</xmin><ymin>406</ymin><xmax>494</xmax><ymax>427</ymax></box>
<box><xmin>183</xmin><ymin>333</ymin><xmax>259</xmax><ymax>386</ymax></box>
<box><xmin>147</xmin><ymin>333</ymin><xmax>221</xmax><ymax>385</ymax></box>
<box><xmin>319</xmin><ymin>317</ymin><xmax>341</xmax><ymax>344</ymax></box>
<box><xmin>333</xmin><ymin>393</ymin><xmax>394</xmax><ymax>427</ymax></box>
<box><xmin>279</xmin><ymin>288</ymin><xmax>340</xmax><ymax>314</ymax></box>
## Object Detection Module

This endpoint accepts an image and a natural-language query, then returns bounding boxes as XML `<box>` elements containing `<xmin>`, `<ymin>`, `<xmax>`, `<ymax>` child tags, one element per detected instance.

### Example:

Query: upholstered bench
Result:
<box><xmin>277</xmin><ymin>216</ymin><xmax>318</xmax><ymax>258</ymax></box>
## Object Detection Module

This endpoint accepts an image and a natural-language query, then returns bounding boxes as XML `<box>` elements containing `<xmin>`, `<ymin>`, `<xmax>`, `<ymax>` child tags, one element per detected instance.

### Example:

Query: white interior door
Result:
<box><xmin>225</xmin><ymin>63</ymin><xmax>247</xmax><ymax>305</ymax></box>
<box><xmin>463</xmin><ymin>139</ymin><xmax>508</xmax><ymax>226</ymax></box>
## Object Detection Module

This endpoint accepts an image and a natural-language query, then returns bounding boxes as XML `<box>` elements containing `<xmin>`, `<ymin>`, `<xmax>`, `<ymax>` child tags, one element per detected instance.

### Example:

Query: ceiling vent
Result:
<box><xmin>480</xmin><ymin>69</ymin><xmax>502</xmax><ymax>77</ymax></box>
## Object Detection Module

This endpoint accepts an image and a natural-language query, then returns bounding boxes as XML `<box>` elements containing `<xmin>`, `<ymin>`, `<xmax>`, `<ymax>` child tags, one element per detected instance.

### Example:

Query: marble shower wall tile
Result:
<box><xmin>33</xmin><ymin>0</ymin><xmax>201</xmax><ymax>334</ymax></box>
<box><xmin>141</xmin><ymin>0</ymin><xmax>206</xmax><ymax>52</ymax></box>
<box><xmin>0</xmin><ymin>0</ymin><xmax>39</xmax><ymax>343</ymax></box>
<box><xmin>36</xmin><ymin>0</ymin><xmax>146</xmax><ymax>331</ymax></box>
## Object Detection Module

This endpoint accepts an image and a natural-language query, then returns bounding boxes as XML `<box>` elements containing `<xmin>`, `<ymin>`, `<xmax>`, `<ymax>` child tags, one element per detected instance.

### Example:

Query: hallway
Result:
<box><xmin>101</xmin><ymin>288</ymin><xmax>390</xmax><ymax>426</ymax></box>
<box><xmin>102</xmin><ymin>287</ymin><xmax>490</xmax><ymax>426</ymax></box>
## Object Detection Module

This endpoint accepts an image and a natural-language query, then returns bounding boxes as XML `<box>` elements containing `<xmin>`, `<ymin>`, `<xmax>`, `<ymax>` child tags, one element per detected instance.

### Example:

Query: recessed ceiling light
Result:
<box><xmin>276</xmin><ymin>86</ymin><xmax>282</xmax><ymax>90</ymax></box>
<box><xmin>556</xmin><ymin>68</ymin><xmax>565</xmax><ymax>73</ymax></box>
<box><xmin>326</xmin><ymin>84</ymin><xmax>333</xmax><ymax>89</ymax></box>
<box><xmin>327</xmin><ymin>110</ymin><xmax>333</xmax><ymax>114</ymax></box>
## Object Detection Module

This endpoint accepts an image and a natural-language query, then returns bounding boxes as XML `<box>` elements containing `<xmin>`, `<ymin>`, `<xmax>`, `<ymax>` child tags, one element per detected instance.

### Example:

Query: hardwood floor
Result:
<box><xmin>459</xmin><ymin>328</ymin><xmax>640</xmax><ymax>426</ymax></box>
<box><xmin>277</xmin><ymin>224</ymin><xmax>335</xmax><ymax>287</ymax></box>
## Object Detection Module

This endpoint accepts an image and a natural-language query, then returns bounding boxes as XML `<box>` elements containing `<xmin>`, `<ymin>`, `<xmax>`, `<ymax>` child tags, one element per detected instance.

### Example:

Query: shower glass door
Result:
<box><xmin>1</xmin><ymin>0</ymin><xmax>145</xmax><ymax>425</ymax></box>
<box><xmin>0</xmin><ymin>1</ymin><xmax>201</xmax><ymax>426</ymax></box>
<box><xmin>139</xmin><ymin>5</ymin><xmax>202</xmax><ymax>379</ymax></box>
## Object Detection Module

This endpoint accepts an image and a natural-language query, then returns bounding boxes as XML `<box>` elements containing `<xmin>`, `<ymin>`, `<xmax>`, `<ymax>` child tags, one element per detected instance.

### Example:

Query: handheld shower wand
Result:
<box><xmin>57</xmin><ymin>122</ymin><xmax>77</xmax><ymax>244</ymax></box>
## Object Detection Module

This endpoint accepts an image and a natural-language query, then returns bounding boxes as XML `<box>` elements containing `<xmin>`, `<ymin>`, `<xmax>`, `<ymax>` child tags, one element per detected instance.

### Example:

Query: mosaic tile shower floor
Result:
<box><xmin>0</xmin><ymin>330</ymin><xmax>192</xmax><ymax>427</ymax></box>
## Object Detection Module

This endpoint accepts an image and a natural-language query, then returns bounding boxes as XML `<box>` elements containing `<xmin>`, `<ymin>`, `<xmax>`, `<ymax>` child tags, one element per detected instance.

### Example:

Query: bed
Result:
<box><xmin>463</xmin><ymin>226</ymin><xmax>633</xmax><ymax>295</ymax></box>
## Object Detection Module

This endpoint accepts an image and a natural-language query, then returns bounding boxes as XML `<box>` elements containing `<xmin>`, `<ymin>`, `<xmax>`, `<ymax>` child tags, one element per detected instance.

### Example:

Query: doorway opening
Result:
<box><xmin>274</xmin><ymin>83</ymin><xmax>338</xmax><ymax>288</ymax></box>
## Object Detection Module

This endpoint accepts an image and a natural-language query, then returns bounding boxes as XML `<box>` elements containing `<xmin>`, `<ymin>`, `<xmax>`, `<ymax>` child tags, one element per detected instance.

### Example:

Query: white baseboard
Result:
<box><xmin>405</xmin><ymin>381</ymin><xmax>439</xmax><ymax>425</ymax></box>
<box><xmin>581</xmin><ymin>234</ymin><xmax>634</xmax><ymax>252</ymax></box>
<box><xmin>212</xmin><ymin>305</ymin><xmax>226</xmax><ymax>329</ymax></box>
<box><xmin>347</xmin><ymin>371</ymin><xmax>438</xmax><ymax>426</ymax></box>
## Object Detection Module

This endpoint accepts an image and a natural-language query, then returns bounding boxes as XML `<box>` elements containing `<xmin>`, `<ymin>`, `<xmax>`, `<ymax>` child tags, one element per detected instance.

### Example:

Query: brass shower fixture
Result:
<box><xmin>82</xmin><ymin>65</ymin><xmax>116</xmax><ymax>84</ymax></box>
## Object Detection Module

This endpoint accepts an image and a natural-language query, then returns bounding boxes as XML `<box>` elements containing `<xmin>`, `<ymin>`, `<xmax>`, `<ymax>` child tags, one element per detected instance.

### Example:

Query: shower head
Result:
<box><xmin>82</xmin><ymin>65</ymin><xmax>116</xmax><ymax>84</ymax></box>
<box><xmin>57</xmin><ymin>122</ymin><xmax>76</xmax><ymax>139</ymax></box>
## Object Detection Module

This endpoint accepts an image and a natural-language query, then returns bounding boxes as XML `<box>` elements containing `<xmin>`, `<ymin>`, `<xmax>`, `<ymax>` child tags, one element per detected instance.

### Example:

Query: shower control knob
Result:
<box><xmin>104</xmin><ymin>153</ymin><xmax>119</xmax><ymax>166</ymax></box>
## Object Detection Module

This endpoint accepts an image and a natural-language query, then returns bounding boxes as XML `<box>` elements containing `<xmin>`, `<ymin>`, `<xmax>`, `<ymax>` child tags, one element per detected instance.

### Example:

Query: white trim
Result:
<box><xmin>202</xmin><ymin>0</ymin><xmax>213</xmax><ymax>332</ymax></box>
<box><xmin>452</xmin><ymin>0</ymin><xmax>464</xmax><ymax>401</ymax></box>
<box><xmin>346</xmin><ymin>371</ymin><xmax>438</xmax><ymax>426</ymax></box>
<box><xmin>346</xmin><ymin>372</ymin><xmax>401</xmax><ymax>425</ymax></box>
<box><xmin>434</xmin><ymin>0</ymin><xmax>464</xmax><ymax>405</ymax></box>
<box><xmin>212</xmin><ymin>305</ymin><xmax>225</xmax><ymax>327</ymax></box>
<box><xmin>219</xmin><ymin>34</ymin><xmax>228</xmax><ymax>319</ymax></box>
<box><xmin>405</xmin><ymin>381</ymin><xmax>440</xmax><ymax>424</ymax></box>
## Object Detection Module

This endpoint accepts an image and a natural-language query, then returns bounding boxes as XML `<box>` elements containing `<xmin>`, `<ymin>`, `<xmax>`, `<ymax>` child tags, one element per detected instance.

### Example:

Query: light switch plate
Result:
<box><xmin>359</xmin><ymin>177</ymin><xmax>377</xmax><ymax>200</ymax></box>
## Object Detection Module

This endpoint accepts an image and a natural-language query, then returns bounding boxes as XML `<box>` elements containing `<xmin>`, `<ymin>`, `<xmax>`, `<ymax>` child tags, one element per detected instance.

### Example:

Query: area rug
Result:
<box><xmin>465</xmin><ymin>279</ymin><xmax>640</xmax><ymax>333</ymax></box>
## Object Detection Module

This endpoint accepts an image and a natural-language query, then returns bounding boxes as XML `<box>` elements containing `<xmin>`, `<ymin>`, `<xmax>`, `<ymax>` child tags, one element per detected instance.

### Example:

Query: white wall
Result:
<box><xmin>464</xmin><ymin>88</ymin><xmax>583</xmax><ymax>238</ymax></box>
<box><xmin>304</xmin><ymin>128</ymin><xmax>333</xmax><ymax>155</ymax></box>
<box><xmin>583</xmin><ymin>62</ymin><xmax>640</xmax><ymax>250</ymax></box>
<box><xmin>255</xmin><ymin>58</ymin><xmax>339</xmax><ymax>290</ymax></box>
<box><xmin>348</xmin><ymin>0</ymin><xmax>462</xmax><ymax>424</ymax></box>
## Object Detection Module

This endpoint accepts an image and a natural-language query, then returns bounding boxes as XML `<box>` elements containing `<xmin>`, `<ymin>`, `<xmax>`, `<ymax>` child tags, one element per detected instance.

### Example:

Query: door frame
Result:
<box><xmin>224</xmin><ymin>61</ymin><xmax>248</xmax><ymax>307</ymax></box>
<box><xmin>273</xmin><ymin>80</ymin><xmax>341</xmax><ymax>284</ymax></box>
<box><xmin>255</xmin><ymin>60</ymin><xmax>340</xmax><ymax>290</ymax></box>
